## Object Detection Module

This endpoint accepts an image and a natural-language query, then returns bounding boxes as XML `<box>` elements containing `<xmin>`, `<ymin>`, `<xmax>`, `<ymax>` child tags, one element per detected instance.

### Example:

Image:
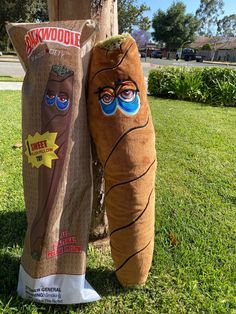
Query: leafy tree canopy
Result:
<box><xmin>196</xmin><ymin>0</ymin><xmax>224</xmax><ymax>36</ymax></box>
<box><xmin>201</xmin><ymin>43</ymin><xmax>212</xmax><ymax>50</ymax></box>
<box><xmin>0</xmin><ymin>0</ymin><xmax>48</xmax><ymax>50</ymax></box>
<box><xmin>118</xmin><ymin>0</ymin><xmax>150</xmax><ymax>33</ymax></box>
<box><xmin>217</xmin><ymin>14</ymin><xmax>236</xmax><ymax>37</ymax></box>
<box><xmin>152</xmin><ymin>1</ymin><xmax>199</xmax><ymax>50</ymax></box>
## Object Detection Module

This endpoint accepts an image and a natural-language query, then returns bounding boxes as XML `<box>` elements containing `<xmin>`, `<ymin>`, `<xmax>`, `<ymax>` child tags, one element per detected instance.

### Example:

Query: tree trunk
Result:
<box><xmin>47</xmin><ymin>0</ymin><xmax>118</xmax><ymax>41</ymax></box>
<box><xmin>47</xmin><ymin>0</ymin><xmax>118</xmax><ymax>240</ymax></box>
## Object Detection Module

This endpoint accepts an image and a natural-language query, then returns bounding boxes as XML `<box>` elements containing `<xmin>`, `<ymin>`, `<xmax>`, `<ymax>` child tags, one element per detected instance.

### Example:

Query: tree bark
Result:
<box><xmin>47</xmin><ymin>0</ymin><xmax>118</xmax><ymax>41</ymax></box>
<box><xmin>47</xmin><ymin>0</ymin><xmax>118</xmax><ymax>240</ymax></box>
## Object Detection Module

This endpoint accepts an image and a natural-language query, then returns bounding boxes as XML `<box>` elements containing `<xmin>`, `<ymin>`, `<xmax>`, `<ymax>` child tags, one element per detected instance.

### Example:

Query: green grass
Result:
<box><xmin>0</xmin><ymin>92</ymin><xmax>235</xmax><ymax>313</ymax></box>
<box><xmin>0</xmin><ymin>76</ymin><xmax>23</xmax><ymax>82</ymax></box>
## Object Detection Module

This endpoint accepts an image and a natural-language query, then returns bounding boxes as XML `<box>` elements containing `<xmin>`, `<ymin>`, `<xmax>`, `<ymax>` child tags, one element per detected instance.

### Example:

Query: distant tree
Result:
<box><xmin>118</xmin><ymin>0</ymin><xmax>150</xmax><ymax>33</ymax></box>
<box><xmin>196</xmin><ymin>0</ymin><xmax>224</xmax><ymax>36</ymax></box>
<box><xmin>132</xmin><ymin>29</ymin><xmax>151</xmax><ymax>47</ymax></box>
<box><xmin>152</xmin><ymin>1</ymin><xmax>199</xmax><ymax>50</ymax></box>
<box><xmin>0</xmin><ymin>0</ymin><xmax>48</xmax><ymax>50</ymax></box>
<box><xmin>196</xmin><ymin>1</ymin><xmax>236</xmax><ymax>60</ymax></box>
<box><xmin>217</xmin><ymin>14</ymin><xmax>236</xmax><ymax>37</ymax></box>
<box><xmin>138</xmin><ymin>16</ymin><xmax>151</xmax><ymax>31</ymax></box>
<box><xmin>26</xmin><ymin>0</ymin><xmax>48</xmax><ymax>22</ymax></box>
<box><xmin>201</xmin><ymin>43</ymin><xmax>212</xmax><ymax>50</ymax></box>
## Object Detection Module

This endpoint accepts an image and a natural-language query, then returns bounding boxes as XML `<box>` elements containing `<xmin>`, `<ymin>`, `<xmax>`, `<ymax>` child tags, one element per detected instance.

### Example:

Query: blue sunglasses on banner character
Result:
<box><xmin>44</xmin><ymin>90</ymin><xmax>70</xmax><ymax>110</ymax></box>
<box><xmin>98</xmin><ymin>80</ymin><xmax>140</xmax><ymax>116</ymax></box>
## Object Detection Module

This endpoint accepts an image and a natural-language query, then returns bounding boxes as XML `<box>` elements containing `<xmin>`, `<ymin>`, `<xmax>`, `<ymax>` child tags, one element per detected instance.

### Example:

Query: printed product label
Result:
<box><xmin>25</xmin><ymin>285</ymin><xmax>63</xmax><ymax>303</ymax></box>
<box><xmin>25</xmin><ymin>132</ymin><xmax>58</xmax><ymax>168</ymax></box>
<box><xmin>47</xmin><ymin>230</ymin><xmax>82</xmax><ymax>258</ymax></box>
<box><xmin>17</xmin><ymin>265</ymin><xmax>101</xmax><ymax>304</ymax></box>
<box><xmin>25</xmin><ymin>27</ymin><xmax>81</xmax><ymax>57</ymax></box>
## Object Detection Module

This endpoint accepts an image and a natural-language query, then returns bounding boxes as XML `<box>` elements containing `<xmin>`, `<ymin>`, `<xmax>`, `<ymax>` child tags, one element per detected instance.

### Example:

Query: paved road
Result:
<box><xmin>0</xmin><ymin>61</ymin><xmax>25</xmax><ymax>77</ymax></box>
<box><xmin>143</xmin><ymin>57</ymin><xmax>236</xmax><ymax>68</ymax></box>
<box><xmin>142</xmin><ymin>58</ymin><xmax>236</xmax><ymax>78</ymax></box>
<box><xmin>1</xmin><ymin>57</ymin><xmax>236</xmax><ymax>79</ymax></box>
<box><xmin>0</xmin><ymin>58</ymin><xmax>235</xmax><ymax>91</ymax></box>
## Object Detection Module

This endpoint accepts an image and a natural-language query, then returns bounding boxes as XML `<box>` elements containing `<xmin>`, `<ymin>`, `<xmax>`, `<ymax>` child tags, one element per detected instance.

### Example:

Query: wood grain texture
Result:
<box><xmin>47</xmin><ymin>0</ymin><xmax>118</xmax><ymax>41</ymax></box>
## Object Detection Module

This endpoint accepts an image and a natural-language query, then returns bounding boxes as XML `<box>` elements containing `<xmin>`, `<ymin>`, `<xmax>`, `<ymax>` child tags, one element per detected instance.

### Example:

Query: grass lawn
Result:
<box><xmin>0</xmin><ymin>91</ymin><xmax>235</xmax><ymax>313</ymax></box>
<box><xmin>0</xmin><ymin>76</ymin><xmax>23</xmax><ymax>82</ymax></box>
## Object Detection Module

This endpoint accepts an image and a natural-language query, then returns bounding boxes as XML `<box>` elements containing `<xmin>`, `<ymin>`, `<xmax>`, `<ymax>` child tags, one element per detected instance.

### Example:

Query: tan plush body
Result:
<box><xmin>88</xmin><ymin>35</ymin><xmax>156</xmax><ymax>286</ymax></box>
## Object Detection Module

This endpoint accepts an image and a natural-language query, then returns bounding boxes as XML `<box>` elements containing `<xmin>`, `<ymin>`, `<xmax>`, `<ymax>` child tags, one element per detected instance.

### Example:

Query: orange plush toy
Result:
<box><xmin>87</xmin><ymin>34</ymin><xmax>156</xmax><ymax>287</ymax></box>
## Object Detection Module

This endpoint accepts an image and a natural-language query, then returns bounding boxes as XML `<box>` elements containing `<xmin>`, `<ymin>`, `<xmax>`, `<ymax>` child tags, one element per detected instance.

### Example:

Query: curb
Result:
<box><xmin>203</xmin><ymin>61</ymin><xmax>236</xmax><ymax>67</ymax></box>
<box><xmin>142</xmin><ymin>59</ymin><xmax>236</xmax><ymax>67</ymax></box>
<box><xmin>0</xmin><ymin>58</ymin><xmax>20</xmax><ymax>63</ymax></box>
<box><xmin>0</xmin><ymin>82</ymin><xmax>22</xmax><ymax>90</ymax></box>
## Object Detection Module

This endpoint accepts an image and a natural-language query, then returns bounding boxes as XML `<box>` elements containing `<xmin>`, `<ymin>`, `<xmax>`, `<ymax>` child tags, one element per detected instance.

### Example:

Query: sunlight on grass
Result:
<box><xmin>0</xmin><ymin>92</ymin><xmax>235</xmax><ymax>313</ymax></box>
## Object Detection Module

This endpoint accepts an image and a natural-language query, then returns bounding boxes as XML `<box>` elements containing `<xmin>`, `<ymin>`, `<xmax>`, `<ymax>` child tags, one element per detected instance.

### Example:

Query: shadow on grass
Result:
<box><xmin>0</xmin><ymin>252</ymin><xmax>20</xmax><ymax>296</ymax></box>
<box><xmin>86</xmin><ymin>267</ymin><xmax>125</xmax><ymax>297</ymax></box>
<box><xmin>0</xmin><ymin>210</ymin><xmax>27</xmax><ymax>248</ymax></box>
<box><xmin>224</xmin><ymin>195</ymin><xmax>236</xmax><ymax>205</ymax></box>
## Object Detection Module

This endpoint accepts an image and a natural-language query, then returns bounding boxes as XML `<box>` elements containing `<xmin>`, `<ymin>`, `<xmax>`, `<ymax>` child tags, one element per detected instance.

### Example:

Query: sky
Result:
<box><xmin>136</xmin><ymin>0</ymin><xmax>236</xmax><ymax>20</ymax></box>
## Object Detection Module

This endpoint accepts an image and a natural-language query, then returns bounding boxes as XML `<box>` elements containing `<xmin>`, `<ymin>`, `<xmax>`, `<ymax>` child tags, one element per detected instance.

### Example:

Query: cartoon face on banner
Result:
<box><xmin>42</xmin><ymin>65</ymin><xmax>74</xmax><ymax>131</ymax></box>
<box><xmin>45</xmin><ymin>90</ymin><xmax>70</xmax><ymax>111</ymax></box>
<box><xmin>98</xmin><ymin>80</ymin><xmax>140</xmax><ymax>116</ymax></box>
<box><xmin>44</xmin><ymin>65</ymin><xmax>73</xmax><ymax>111</ymax></box>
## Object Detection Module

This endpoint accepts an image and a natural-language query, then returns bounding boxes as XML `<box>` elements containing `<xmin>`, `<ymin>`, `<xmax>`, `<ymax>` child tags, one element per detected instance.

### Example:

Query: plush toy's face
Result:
<box><xmin>98</xmin><ymin>80</ymin><xmax>140</xmax><ymax>116</ymax></box>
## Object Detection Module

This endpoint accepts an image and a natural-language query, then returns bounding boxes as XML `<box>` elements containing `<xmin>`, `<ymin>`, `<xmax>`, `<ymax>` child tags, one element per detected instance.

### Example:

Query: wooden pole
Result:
<box><xmin>47</xmin><ymin>0</ymin><xmax>91</xmax><ymax>22</ymax></box>
<box><xmin>47</xmin><ymin>0</ymin><xmax>118</xmax><ymax>240</ymax></box>
<box><xmin>47</xmin><ymin>0</ymin><xmax>58</xmax><ymax>20</ymax></box>
<box><xmin>92</xmin><ymin>0</ymin><xmax>118</xmax><ymax>41</ymax></box>
<box><xmin>47</xmin><ymin>0</ymin><xmax>118</xmax><ymax>41</ymax></box>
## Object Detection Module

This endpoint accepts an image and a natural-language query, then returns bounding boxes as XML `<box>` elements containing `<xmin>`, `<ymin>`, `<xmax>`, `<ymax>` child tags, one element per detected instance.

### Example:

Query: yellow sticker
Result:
<box><xmin>25</xmin><ymin>132</ymin><xmax>59</xmax><ymax>168</ymax></box>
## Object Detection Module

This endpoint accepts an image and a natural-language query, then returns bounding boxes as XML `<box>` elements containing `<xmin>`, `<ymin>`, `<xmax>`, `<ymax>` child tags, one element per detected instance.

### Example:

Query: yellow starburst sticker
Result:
<box><xmin>25</xmin><ymin>132</ymin><xmax>59</xmax><ymax>168</ymax></box>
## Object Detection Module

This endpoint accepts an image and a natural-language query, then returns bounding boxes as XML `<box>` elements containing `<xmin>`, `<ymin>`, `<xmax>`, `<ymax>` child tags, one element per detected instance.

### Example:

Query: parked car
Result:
<box><xmin>140</xmin><ymin>51</ymin><xmax>146</xmax><ymax>58</ymax></box>
<box><xmin>151</xmin><ymin>51</ymin><xmax>163</xmax><ymax>59</ymax></box>
<box><xmin>181</xmin><ymin>48</ymin><xmax>196</xmax><ymax>61</ymax></box>
<box><xmin>195</xmin><ymin>55</ymin><xmax>204</xmax><ymax>62</ymax></box>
